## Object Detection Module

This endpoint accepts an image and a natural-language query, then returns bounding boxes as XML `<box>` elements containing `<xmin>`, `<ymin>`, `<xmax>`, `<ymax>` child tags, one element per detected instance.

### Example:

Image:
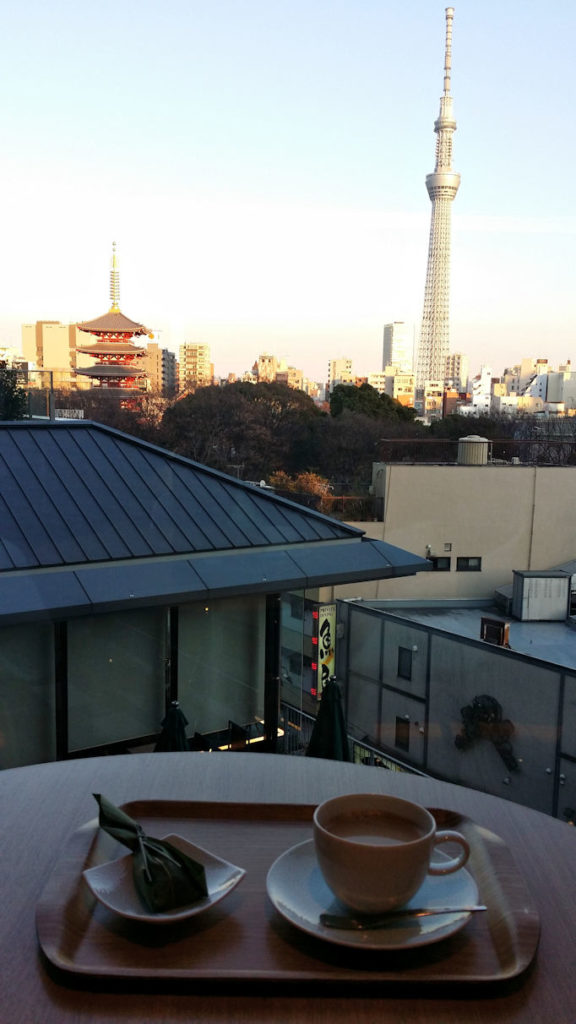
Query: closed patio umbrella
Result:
<box><xmin>306</xmin><ymin>678</ymin><xmax>351</xmax><ymax>762</ymax></box>
<box><xmin>154</xmin><ymin>701</ymin><xmax>190</xmax><ymax>752</ymax></box>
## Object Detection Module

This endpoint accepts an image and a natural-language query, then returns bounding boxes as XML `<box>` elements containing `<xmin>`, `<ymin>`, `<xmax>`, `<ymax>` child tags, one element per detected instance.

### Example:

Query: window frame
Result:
<box><xmin>429</xmin><ymin>556</ymin><xmax>451</xmax><ymax>572</ymax></box>
<box><xmin>397</xmin><ymin>646</ymin><xmax>413</xmax><ymax>680</ymax></box>
<box><xmin>456</xmin><ymin>556</ymin><xmax>482</xmax><ymax>572</ymax></box>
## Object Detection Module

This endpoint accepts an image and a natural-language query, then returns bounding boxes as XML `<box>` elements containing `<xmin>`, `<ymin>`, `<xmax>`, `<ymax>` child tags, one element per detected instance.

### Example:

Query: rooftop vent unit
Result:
<box><xmin>511</xmin><ymin>571</ymin><xmax>571</xmax><ymax>622</ymax></box>
<box><xmin>480</xmin><ymin>617</ymin><xmax>511</xmax><ymax>647</ymax></box>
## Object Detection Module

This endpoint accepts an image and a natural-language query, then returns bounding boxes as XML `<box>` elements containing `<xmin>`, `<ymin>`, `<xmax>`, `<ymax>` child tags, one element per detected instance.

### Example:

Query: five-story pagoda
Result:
<box><xmin>75</xmin><ymin>244</ymin><xmax>152</xmax><ymax>394</ymax></box>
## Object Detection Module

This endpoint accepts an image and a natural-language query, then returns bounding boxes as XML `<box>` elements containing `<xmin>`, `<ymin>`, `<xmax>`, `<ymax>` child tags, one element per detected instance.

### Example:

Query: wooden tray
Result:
<box><xmin>36</xmin><ymin>801</ymin><xmax>540</xmax><ymax>986</ymax></box>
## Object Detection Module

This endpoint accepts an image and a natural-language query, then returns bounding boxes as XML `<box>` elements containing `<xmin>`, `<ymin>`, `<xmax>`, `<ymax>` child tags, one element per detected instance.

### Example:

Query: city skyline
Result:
<box><xmin>1</xmin><ymin>0</ymin><xmax>575</xmax><ymax>382</ymax></box>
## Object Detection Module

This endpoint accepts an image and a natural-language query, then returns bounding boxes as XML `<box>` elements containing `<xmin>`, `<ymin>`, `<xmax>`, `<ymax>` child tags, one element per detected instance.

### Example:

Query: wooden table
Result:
<box><xmin>1</xmin><ymin>752</ymin><xmax>575</xmax><ymax>1023</ymax></box>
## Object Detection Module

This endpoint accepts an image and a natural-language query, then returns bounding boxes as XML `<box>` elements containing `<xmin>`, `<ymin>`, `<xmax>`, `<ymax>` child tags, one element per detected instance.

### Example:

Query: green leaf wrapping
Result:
<box><xmin>133</xmin><ymin>837</ymin><xmax>208</xmax><ymax>913</ymax></box>
<box><xmin>94</xmin><ymin>793</ymin><xmax>208</xmax><ymax>913</ymax></box>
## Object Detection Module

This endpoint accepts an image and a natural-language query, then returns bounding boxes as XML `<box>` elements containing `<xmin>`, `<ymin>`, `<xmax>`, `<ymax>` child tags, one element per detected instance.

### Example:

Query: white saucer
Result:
<box><xmin>266</xmin><ymin>839</ymin><xmax>478</xmax><ymax>950</ymax></box>
<box><xmin>83</xmin><ymin>833</ymin><xmax>245</xmax><ymax>924</ymax></box>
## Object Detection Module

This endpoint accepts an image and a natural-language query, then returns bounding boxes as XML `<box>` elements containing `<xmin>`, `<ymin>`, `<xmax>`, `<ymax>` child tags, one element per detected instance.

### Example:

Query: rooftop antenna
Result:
<box><xmin>444</xmin><ymin>6</ymin><xmax>454</xmax><ymax>96</ymax></box>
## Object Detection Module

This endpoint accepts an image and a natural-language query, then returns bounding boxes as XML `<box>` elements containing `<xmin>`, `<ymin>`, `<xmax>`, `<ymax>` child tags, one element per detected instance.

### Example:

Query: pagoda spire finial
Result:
<box><xmin>109</xmin><ymin>241</ymin><xmax>120</xmax><ymax>312</ymax></box>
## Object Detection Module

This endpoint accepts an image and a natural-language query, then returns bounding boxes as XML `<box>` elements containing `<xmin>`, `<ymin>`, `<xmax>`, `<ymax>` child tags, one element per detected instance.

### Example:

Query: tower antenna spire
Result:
<box><xmin>444</xmin><ymin>6</ymin><xmax>454</xmax><ymax>95</ymax></box>
<box><xmin>110</xmin><ymin>241</ymin><xmax>120</xmax><ymax>312</ymax></box>
<box><xmin>415</xmin><ymin>7</ymin><xmax>460</xmax><ymax>413</ymax></box>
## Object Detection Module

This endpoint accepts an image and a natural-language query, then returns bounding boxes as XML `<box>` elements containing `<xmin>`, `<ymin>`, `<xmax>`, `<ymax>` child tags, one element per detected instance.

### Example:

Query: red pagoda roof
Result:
<box><xmin>75</xmin><ymin>364</ymin><xmax>147</xmax><ymax>378</ymax></box>
<box><xmin>76</xmin><ymin>341</ymin><xmax>146</xmax><ymax>356</ymax></box>
<box><xmin>76</xmin><ymin>310</ymin><xmax>151</xmax><ymax>336</ymax></box>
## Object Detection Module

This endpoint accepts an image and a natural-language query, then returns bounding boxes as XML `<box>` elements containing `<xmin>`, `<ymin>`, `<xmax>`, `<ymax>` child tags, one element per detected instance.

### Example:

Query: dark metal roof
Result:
<box><xmin>76</xmin><ymin>310</ymin><xmax>151</xmax><ymax>335</ymax></box>
<box><xmin>0</xmin><ymin>421</ymin><xmax>429</xmax><ymax>622</ymax></box>
<box><xmin>0</xmin><ymin>540</ymin><xmax>428</xmax><ymax>623</ymax></box>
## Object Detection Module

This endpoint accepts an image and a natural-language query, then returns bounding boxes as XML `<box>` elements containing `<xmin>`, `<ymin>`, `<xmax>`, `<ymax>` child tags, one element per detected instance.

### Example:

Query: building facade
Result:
<box><xmin>382</xmin><ymin>322</ymin><xmax>413</xmax><ymax>373</ymax></box>
<box><xmin>0</xmin><ymin>420</ymin><xmax>428</xmax><ymax>770</ymax></box>
<box><xmin>337</xmin><ymin>597</ymin><xmax>576</xmax><ymax>819</ymax></box>
<box><xmin>327</xmin><ymin>358</ymin><xmax>353</xmax><ymax>393</ymax></box>
<box><xmin>321</xmin><ymin>460</ymin><xmax>576</xmax><ymax>603</ymax></box>
<box><xmin>21</xmin><ymin>321</ymin><xmax>93</xmax><ymax>387</ymax></box>
<box><xmin>143</xmin><ymin>343</ymin><xmax>178</xmax><ymax>395</ymax></box>
<box><xmin>444</xmin><ymin>351</ymin><xmax>468</xmax><ymax>392</ymax></box>
<box><xmin>179</xmin><ymin>342</ymin><xmax>212</xmax><ymax>390</ymax></box>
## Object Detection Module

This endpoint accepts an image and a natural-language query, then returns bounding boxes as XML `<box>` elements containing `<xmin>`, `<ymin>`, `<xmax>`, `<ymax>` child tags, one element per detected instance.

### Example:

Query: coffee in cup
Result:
<box><xmin>313</xmin><ymin>793</ymin><xmax>470</xmax><ymax>915</ymax></box>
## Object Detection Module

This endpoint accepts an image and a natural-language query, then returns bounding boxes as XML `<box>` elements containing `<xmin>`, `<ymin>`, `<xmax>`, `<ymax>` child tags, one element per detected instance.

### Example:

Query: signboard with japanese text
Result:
<box><xmin>314</xmin><ymin>603</ymin><xmax>336</xmax><ymax>697</ymax></box>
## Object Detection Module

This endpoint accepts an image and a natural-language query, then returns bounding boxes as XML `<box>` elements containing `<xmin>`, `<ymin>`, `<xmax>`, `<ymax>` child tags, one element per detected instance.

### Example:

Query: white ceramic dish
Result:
<box><xmin>83</xmin><ymin>833</ymin><xmax>245</xmax><ymax>924</ymax></box>
<box><xmin>266</xmin><ymin>839</ymin><xmax>479</xmax><ymax>950</ymax></box>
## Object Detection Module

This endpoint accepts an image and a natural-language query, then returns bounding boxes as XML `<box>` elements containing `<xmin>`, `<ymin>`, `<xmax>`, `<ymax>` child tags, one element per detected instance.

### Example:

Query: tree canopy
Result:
<box><xmin>0</xmin><ymin>363</ymin><xmax>27</xmax><ymax>420</ymax></box>
<box><xmin>330</xmin><ymin>383</ymin><xmax>416</xmax><ymax>421</ymax></box>
<box><xmin>159</xmin><ymin>382</ymin><xmax>322</xmax><ymax>480</ymax></box>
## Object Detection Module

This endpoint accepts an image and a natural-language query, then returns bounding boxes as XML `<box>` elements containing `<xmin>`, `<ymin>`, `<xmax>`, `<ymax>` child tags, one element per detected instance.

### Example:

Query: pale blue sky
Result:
<box><xmin>1</xmin><ymin>0</ymin><xmax>575</xmax><ymax>380</ymax></box>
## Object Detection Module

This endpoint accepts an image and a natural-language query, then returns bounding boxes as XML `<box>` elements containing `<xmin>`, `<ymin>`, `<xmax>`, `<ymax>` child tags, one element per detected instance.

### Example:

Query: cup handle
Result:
<box><xmin>428</xmin><ymin>830</ymin><xmax>470</xmax><ymax>875</ymax></box>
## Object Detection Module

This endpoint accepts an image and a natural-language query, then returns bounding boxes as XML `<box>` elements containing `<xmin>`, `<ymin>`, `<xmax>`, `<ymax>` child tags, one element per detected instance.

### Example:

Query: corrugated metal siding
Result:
<box><xmin>0</xmin><ymin>422</ymin><xmax>356</xmax><ymax>571</ymax></box>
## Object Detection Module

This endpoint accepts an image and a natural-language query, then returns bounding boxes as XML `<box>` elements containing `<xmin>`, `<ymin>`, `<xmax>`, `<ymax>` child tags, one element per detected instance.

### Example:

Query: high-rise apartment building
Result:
<box><xmin>444</xmin><ymin>352</ymin><xmax>468</xmax><ymax>392</ymax></box>
<box><xmin>178</xmin><ymin>343</ymin><xmax>212</xmax><ymax>391</ymax></box>
<box><xmin>382</xmin><ymin>322</ymin><xmax>413</xmax><ymax>373</ymax></box>
<box><xmin>143</xmin><ymin>343</ymin><xmax>178</xmax><ymax>395</ymax></box>
<box><xmin>416</xmin><ymin>7</ymin><xmax>460</xmax><ymax>388</ymax></box>
<box><xmin>327</xmin><ymin>358</ymin><xmax>353</xmax><ymax>393</ymax></box>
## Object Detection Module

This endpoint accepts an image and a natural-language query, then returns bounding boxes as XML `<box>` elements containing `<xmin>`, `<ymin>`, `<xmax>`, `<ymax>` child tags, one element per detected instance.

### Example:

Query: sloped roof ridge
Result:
<box><xmin>5</xmin><ymin>420</ymin><xmax>363</xmax><ymax>539</ymax></box>
<box><xmin>76</xmin><ymin>310</ymin><xmax>150</xmax><ymax>335</ymax></box>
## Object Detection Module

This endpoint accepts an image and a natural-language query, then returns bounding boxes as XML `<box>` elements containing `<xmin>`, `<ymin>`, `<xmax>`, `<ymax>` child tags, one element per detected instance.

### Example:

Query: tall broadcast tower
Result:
<box><xmin>416</xmin><ymin>7</ymin><xmax>460</xmax><ymax>389</ymax></box>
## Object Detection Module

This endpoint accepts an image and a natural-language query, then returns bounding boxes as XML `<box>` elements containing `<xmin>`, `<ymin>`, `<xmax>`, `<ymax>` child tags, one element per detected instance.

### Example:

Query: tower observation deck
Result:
<box><xmin>416</xmin><ymin>7</ymin><xmax>460</xmax><ymax>390</ymax></box>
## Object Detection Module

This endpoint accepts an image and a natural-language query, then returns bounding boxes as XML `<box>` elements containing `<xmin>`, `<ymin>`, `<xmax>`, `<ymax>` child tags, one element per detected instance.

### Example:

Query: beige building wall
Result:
<box><xmin>321</xmin><ymin>464</ymin><xmax>576</xmax><ymax>602</ymax></box>
<box><xmin>21</xmin><ymin>322</ymin><xmax>92</xmax><ymax>388</ymax></box>
<box><xmin>143</xmin><ymin>342</ymin><xmax>163</xmax><ymax>391</ymax></box>
<box><xmin>179</xmin><ymin>342</ymin><xmax>212</xmax><ymax>390</ymax></box>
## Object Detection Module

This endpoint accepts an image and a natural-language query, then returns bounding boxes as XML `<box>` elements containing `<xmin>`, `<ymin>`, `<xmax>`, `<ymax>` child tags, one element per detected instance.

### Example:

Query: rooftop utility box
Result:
<box><xmin>511</xmin><ymin>570</ymin><xmax>571</xmax><ymax>621</ymax></box>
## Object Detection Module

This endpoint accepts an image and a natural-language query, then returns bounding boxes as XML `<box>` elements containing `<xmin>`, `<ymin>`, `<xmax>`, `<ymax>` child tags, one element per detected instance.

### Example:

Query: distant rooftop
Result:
<box><xmin>361</xmin><ymin>600</ymin><xmax>576</xmax><ymax>672</ymax></box>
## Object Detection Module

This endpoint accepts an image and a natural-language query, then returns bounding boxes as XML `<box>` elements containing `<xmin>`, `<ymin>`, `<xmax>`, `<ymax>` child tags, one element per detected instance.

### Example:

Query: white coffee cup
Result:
<box><xmin>313</xmin><ymin>793</ymin><xmax>470</xmax><ymax>915</ymax></box>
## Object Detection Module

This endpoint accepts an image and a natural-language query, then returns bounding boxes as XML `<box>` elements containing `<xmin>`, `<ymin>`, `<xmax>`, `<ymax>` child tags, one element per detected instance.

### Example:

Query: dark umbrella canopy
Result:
<box><xmin>154</xmin><ymin>701</ymin><xmax>190</xmax><ymax>752</ymax></box>
<box><xmin>306</xmin><ymin>678</ymin><xmax>351</xmax><ymax>761</ymax></box>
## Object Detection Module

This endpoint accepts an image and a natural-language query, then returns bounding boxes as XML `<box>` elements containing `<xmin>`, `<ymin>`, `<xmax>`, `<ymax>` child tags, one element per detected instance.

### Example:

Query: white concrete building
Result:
<box><xmin>382</xmin><ymin>322</ymin><xmax>413</xmax><ymax>373</ymax></box>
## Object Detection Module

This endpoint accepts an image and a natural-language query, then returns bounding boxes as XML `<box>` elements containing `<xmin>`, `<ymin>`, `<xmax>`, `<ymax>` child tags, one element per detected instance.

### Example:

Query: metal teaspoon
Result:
<box><xmin>320</xmin><ymin>905</ymin><xmax>487</xmax><ymax>930</ymax></box>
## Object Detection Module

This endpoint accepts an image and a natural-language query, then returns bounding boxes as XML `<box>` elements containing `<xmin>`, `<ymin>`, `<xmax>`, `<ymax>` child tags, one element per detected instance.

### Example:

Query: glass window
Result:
<box><xmin>429</xmin><ymin>556</ymin><xmax>451</xmax><ymax>571</ymax></box>
<box><xmin>457</xmin><ymin>556</ymin><xmax>482</xmax><ymax>572</ymax></box>
<box><xmin>397</xmin><ymin>647</ymin><xmax>413</xmax><ymax>680</ymax></box>
<box><xmin>68</xmin><ymin>609</ymin><xmax>166</xmax><ymax>751</ymax></box>
<box><xmin>0</xmin><ymin>623</ymin><xmax>56</xmax><ymax>768</ymax></box>
<box><xmin>179</xmin><ymin>596</ymin><xmax>265</xmax><ymax>736</ymax></box>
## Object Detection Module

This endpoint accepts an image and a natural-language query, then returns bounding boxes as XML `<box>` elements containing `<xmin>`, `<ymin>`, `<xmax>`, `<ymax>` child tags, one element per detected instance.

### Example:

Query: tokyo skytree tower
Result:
<box><xmin>416</xmin><ymin>7</ymin><xmax>460</xmax><ymax>388</ymax></box>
